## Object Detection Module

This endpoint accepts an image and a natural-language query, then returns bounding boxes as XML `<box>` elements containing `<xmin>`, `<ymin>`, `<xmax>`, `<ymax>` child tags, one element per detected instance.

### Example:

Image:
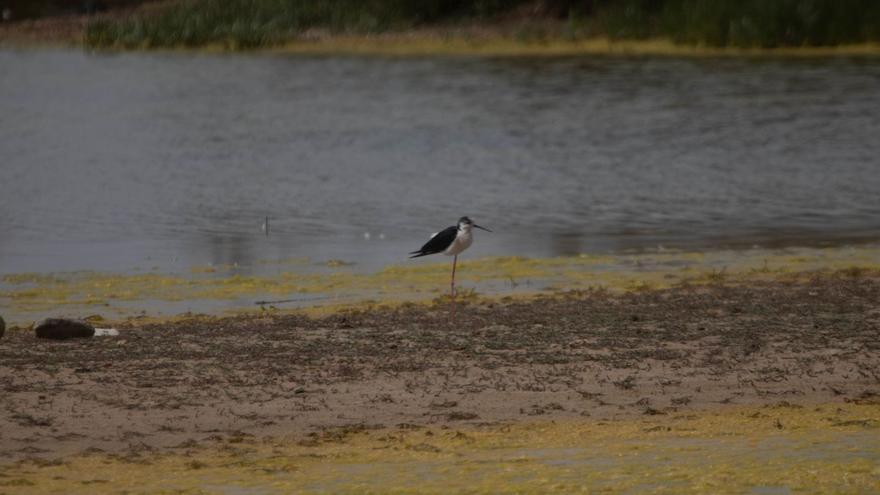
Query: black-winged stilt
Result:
<box><xmin>409</xmin><ymin>216</ymin><xmax>491</xmax><ymax>320</ymax></box>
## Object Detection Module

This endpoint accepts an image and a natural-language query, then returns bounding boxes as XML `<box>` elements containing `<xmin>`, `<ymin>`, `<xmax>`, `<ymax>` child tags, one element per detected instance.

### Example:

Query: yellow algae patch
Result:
<box><xmin>1</xmin><ymin>273</ymin><xmax>64</xmax><ymax>285</ymax></box>
<box><xmin>3</xmin><ymin>403</ymin><xmax>879</xmax><ymax>494</ymax></box>
<box><xmin>189</xmin><ymin>265</ymin><xmax>217</xmax><ymax>274</ymax></box>
<box><xmin>373</xmin><ymin>257</ymin><xmax>549</xmax><ymax>288</ymax></box>
<box><xmin>324</xmin><ymin>259</ymin><xmax>356</xmax><ymax>267</ymax></box>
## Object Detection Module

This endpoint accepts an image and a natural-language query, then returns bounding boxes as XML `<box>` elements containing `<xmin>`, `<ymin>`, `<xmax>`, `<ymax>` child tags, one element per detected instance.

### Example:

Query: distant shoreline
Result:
<box><xmin>266</xmin><ymin>37</ymin><xmax>880</xmax><ymax>58</ymax></box>
<box><xmin>3</xmin><ymin>11</ymin><xmax>880</xmax><ymax>57</ymax></box>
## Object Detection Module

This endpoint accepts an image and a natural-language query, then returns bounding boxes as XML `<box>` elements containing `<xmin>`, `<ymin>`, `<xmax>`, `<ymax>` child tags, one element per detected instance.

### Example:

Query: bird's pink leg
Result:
<box><xmin>450</xmin><ymin>255</ymin><xmax>457</xmax><ymax>323</ymax></box>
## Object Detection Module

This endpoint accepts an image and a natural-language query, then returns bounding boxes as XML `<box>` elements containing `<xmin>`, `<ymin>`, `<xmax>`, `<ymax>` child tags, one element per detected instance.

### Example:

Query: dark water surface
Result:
<box><xmin>1</xmin><ymin>49</ymin><xmax>879</xmax><ymax>274</ymax></box>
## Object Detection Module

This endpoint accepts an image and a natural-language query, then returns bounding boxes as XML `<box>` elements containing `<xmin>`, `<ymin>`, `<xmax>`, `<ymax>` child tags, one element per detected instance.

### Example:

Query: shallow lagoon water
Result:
<box><xmin>2</xmin><ymin>244</ymin><xmax>879</xmax><ymax>326</ymax></box>
<box><xmin>2</xmin><ymin>49</ymin><xmax>880</xmax><ymax>276</ymax></box>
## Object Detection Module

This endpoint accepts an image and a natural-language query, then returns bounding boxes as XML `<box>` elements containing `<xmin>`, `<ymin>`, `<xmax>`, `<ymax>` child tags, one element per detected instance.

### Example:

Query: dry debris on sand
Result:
<box><xmin>1</xmin><ymin>274</ymin><xmax>879</xmax><ymax>464</ymax></box>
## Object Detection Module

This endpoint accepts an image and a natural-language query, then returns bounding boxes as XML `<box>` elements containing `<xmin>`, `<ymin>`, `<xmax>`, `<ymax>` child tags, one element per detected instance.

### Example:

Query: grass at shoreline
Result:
<box><xmin>78</xmin><ymin>0</ymin><xmax>880</xmax><ymax>51</ymax></box>
<box><xmin>264</xmin><ymin>36</ymin><xmax>880</xmax><ymax>57</ymax></box>
<box><xmin>5</xmin><ymin>12</ymin><xmax>880</xmax><ymax>55</ymax></box>
<box><xmin>4</xmin><ymin>1</ymin><xmax>880</xmax><ymax>55</ymax></box>
<box><xmin>7</xmin><ymin>31</ymin><xmax>880</xmax><ymax>57</ymax></box>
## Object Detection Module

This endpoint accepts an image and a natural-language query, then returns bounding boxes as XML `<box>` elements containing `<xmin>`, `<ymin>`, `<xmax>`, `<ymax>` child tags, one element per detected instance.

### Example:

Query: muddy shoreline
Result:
<box><xmin>1</xmin><ymin>272</ymin><xmax>878</xmax><ymax>466</ymax></box>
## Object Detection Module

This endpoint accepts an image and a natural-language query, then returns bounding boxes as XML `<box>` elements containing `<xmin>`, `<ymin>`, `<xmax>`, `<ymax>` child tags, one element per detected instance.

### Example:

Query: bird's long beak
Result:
<box><xmin>474</xmin><ymin>224</ymin><xmax>492</xmax><ymax>232</ymax></box>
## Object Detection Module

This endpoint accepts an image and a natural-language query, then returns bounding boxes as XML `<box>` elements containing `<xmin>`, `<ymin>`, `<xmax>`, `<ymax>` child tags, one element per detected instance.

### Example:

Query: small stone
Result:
<box><xmin>34</xmin><ymin>318</ymin><xmax>95</xmax><ymax>340</ymax></box>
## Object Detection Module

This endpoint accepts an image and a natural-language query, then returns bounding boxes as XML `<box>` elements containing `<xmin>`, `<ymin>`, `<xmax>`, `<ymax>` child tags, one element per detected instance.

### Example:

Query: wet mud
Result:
<box><xmin>1</xmin><ymin>271</ymin><xmax>878</xmax><ymax>473</ymax></box>
<box><xmin>1</xmin><ymin>402</ymin><xmax>879</xmax><ymax>494</ymax></box>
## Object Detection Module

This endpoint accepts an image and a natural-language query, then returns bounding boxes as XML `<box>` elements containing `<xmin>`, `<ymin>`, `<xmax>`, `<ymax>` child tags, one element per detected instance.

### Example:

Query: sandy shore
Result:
<box><xmin>1</xmin><ymin>272</ymin><xmax>878</xmax><ymax>467</ymax></box>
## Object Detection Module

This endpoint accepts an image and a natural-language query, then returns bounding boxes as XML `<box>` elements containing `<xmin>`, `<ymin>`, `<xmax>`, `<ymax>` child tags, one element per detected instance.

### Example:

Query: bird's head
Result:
<box><xmin>458</xmin><ymin>216</ymin><xmax>491</xmax><ymax>232</ymax></box>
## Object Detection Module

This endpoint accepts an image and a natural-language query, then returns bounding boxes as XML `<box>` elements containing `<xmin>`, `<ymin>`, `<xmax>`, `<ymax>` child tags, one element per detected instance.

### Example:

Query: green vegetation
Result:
<box><xmin>83</xmin><ymin>0</ymin><xmax>880</xmax><ymax>49</ymax></box>
<box><xmin>72</xmin><ymin>0</ymin><xmax>880</xmax><ymax>50</ymax></box>
<box><xmin>84</xmin><ymin>0</ymin><xmax>532</xmax><ymax>48</ymax></box>
<box><xmin>655</xmin><ymin>0</ymin><xmax>880</xmax><ymax>47</ymax></box>
<box><xmin>3</xmin><ymin>0</ymin><xmax>139</xmax><ymax>19</ymax></box>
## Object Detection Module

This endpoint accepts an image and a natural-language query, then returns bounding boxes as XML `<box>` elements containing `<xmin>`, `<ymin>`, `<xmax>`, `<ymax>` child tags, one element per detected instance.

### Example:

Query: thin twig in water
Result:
<box><xmin>254</xmin><ymin>296</ymin><xmax>334</xmax><ymax>306</ymax></box>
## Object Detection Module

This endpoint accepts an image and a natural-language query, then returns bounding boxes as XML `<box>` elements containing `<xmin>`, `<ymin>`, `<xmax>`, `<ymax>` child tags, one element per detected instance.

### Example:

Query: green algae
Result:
<box><xmin>2</xmin><ymin>245</ymin><xmax>879</xmax><ymax>326</ymax></box>
<box><xmin>3</xmin><ymin>403</ymin><xmax>878</xmax><ymax>494</ymax></box>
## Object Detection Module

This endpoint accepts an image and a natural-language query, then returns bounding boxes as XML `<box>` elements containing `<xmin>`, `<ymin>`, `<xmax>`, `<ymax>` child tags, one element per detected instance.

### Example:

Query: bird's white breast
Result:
<box><xmin>444</xmin><ymin>229</ymin><xmax>473</xmax><ymax>256</ymax></box>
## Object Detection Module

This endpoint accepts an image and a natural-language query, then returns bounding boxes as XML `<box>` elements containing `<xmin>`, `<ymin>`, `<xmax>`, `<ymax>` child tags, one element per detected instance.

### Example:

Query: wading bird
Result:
<box><xmin>409</xmin><ymin>216</ymin><xmax>491</xmax><ymax>320</ymax></box>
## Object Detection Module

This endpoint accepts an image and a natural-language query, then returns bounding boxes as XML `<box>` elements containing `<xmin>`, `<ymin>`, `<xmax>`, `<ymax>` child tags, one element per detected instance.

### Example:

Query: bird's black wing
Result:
<box><xmin>409</xmin><ymin>226</ymin><xmax>457</xmax><ymax>258</ymax></box>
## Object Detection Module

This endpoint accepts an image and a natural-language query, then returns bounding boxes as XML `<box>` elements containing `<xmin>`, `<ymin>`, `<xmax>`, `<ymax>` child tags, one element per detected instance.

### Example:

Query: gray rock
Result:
<box><xmin>0</xmin><ymin>315</ymin><xmax>5</xmax><ymax>339</ymax></box>
<box><xmin>34</xmin><ymin>318</ymin><xmax>95</xmax><ymax>340</ymax></box>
